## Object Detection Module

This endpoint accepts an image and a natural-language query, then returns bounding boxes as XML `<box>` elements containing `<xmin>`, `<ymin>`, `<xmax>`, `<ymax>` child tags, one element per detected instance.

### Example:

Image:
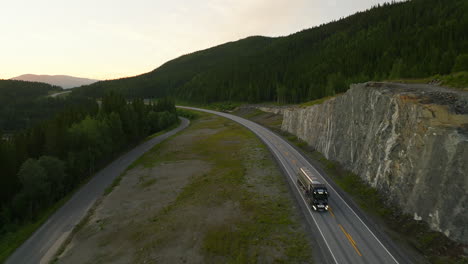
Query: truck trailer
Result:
<box><xmin>297</xmin><ymin>167</ymin><xmax>329</xmax><ymax>211</ymax></box>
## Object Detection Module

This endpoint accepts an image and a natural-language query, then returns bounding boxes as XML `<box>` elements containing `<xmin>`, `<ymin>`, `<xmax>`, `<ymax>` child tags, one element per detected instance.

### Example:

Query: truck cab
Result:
<box><xmin>308</xmin><ymin>183</ymin><xmax>329</xmax><ymax>211</ymax></box>
<box><xmin>297</xmin><ymin>167</ymin><xmax>329</xmax><ymax>211</ymax></box>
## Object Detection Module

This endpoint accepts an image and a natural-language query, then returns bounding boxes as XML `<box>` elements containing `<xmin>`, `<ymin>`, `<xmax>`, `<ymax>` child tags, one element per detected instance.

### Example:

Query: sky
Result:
<box><xmin>1</xmin><ymin>0</ymin><xmax>392</xmax><ymax>80</ymax></box>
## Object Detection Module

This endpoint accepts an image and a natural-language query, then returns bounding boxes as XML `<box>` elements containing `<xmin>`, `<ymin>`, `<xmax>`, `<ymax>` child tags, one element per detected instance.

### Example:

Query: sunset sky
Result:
<box><xmin>1</xmin><ymin>0</ymin><xmax>392</xmax><ymax>80</ymax></box>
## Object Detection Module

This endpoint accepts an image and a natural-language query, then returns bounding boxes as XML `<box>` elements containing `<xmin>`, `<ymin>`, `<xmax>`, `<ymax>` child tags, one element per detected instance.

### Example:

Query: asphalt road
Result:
<box><xmin>49</xmin><ymin>91</ymin><xmax>71</xmax><ymax>98</ymax></box>
<box><xmin>6</xmin><ymin>117</ymin><xmax>190</xmax><ymax>264</ymax></box>
<box><xmin>180</xmin><ymin>107</ymin><xmax>412</xmax><ymax>264</ymax></box>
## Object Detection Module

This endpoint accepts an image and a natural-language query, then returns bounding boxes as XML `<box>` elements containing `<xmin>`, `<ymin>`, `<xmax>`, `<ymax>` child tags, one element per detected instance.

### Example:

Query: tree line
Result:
<box><xmin>0</xmin><ymin>93</ymin><xmax>178</xmax><ymax>236</ymax></box>
<box><xmin>0</xmin><ymin>80</ymin><xmax>75</xmax><ymax>132</ymax></box>
<box><xmin>73</xmin><ymin>0</ymin><xmax>468</xmax><ymax>104</ymax></box>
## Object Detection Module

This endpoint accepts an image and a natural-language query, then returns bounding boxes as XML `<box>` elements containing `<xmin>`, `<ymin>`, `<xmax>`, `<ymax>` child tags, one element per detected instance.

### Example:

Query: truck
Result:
<box><xmin>297</xmin><ymin>167</ymin><xmax>329</xmax><ymax>211</ymax></box>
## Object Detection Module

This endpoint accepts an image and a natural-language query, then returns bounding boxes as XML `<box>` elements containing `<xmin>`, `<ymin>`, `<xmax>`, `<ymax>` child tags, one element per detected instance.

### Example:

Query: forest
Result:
<box><xmin>73</xmin><ymin>0</ymin><xmax>468</xmax><ymax>103</ymax></box>
<box><xmin>0</xmin><ymin>92</ymin><xmax>178</xmax><ymax>252</ymax></box>
<box><xmin>0</xmin><ymin>80</ymin><xmax>74</xmax><ymax>132</ymax></box>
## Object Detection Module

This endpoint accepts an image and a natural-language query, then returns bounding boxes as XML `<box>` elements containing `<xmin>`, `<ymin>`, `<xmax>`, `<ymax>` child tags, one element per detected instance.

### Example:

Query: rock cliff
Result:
<box><xmin>275</xmin><ymin>82</ymin><xmax>468</xmax><ymax>244</ymax></box>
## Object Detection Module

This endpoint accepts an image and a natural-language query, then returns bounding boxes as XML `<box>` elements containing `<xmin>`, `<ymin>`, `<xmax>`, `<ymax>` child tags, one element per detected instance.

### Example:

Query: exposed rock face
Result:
<box><xmin>278</xmin><ymin>82</ymin><xmax>468</xmax><ymax>244</ymax></box>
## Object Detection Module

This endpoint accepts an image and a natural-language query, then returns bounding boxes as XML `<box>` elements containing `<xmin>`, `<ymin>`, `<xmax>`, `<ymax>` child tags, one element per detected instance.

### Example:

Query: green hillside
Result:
<box><xmin>0</xmin><ymin>80</ymin><xmax>61</xmax><ymax>131</ymax></box>
<box><xmin>74</xmin><ymin>0</ymin><xmax>468</xmax><ymax>103</ymax></box>
<box><xmin>0</xmin><ymin>80</ymin><xmax>92</xmax><ymax>132</ymax></box>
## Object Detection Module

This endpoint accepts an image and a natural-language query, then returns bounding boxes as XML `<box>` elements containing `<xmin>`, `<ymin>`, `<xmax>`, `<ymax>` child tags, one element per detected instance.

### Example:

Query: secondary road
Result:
<box><xmin>180</xmin><ymin>106</ymin><xmax>411</xmax><ymax>264</ymax></box>
<box><xmin>49</xmin><ymin>91</ymin><xmax>71</xmax><ymax>98</ymax></box>
<box><xmin>6</xmin><ymin>117</ymin><xmax>190</xmax><ymax>264</ymax></box>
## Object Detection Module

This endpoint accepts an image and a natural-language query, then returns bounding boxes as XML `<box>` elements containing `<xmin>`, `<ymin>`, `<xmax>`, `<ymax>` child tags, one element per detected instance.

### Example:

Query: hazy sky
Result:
<box><xmin>1</xmin><ymin>0</ymin><xmax>392</xmax><ymax>80</ymax></box>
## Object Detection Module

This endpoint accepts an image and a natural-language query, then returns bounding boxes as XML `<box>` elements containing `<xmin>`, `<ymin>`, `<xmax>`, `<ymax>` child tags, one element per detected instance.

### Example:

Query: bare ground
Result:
<box><xmin>55</xmin><ymin>113</ymin><xmax>313</xmax><ymax>263</ymax></box>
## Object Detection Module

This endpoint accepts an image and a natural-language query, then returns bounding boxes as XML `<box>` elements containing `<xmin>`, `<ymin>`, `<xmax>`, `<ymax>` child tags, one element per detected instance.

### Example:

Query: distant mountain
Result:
<box><xmin>11</xmin><ymin>74</ymin><xmax>98</xmax><ymax>89</ymax></box>
<box><xmin>73</xmin><ymin>0</ymin><xmax>468</xmax><ymax>104</ymax></box>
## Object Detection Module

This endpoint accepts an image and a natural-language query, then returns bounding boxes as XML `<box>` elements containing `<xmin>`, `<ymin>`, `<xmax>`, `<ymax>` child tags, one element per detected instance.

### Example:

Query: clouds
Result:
<box><xmin>1</xmin><ymin>0</ymin><xmax>392</xmax><ymax>80</ymax></box>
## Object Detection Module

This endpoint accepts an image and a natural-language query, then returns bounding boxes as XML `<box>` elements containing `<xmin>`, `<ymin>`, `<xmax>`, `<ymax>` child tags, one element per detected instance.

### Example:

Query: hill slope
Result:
<box><xmin>0</xmin><ymin>80</ymin><xmax>92</xmax><ymax>132</ymax></box>
<box><xmin>74</xmin><ymin>0</ymin><xmax>468</xmax><ymax>103</ymax></box>
<box><xmin>12</xmin><ymin>74</ymin><xmax>98</xmax><ymax>89</ymax></box>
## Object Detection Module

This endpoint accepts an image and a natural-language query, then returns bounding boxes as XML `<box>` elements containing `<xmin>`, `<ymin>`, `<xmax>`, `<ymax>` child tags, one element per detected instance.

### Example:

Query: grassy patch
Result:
<box><xmin>233</xmin><ymin>107</ymin><xmax>283</xmax><ymax>132</ymax></box>
<box><xmin>299</xmin><ymin>95</ymin><xmax>338</xmax><ymax>107</ymax></box>
<box><xmin>387</xmin><ymin>71</ymin><xmax>468</xmax><ymax>90</ymax></box>
<box><xmin>243</xmin><ymin>109</ymin><xmax>265</xmax><ymax>119</ymax></box>
<box><xmin>130</xmin><ymin>112</ymin><xmax>313</xmax><ymax>263</ymax></box>
<box><xmin>128</xmin><ymin>127</ymin><xmax>188</xmax><ymax>170</ymax></box>
<box><xmin>103</xmin><ymin>172</ymin><xmax>125</xmax><ymax>195</ymax></box>
<box><xmin>438</xmin><ymin>71</ymin><xmax>468</xmax><ymax>89</ymax></box>
<box><xmin>139</xmin><ymin>177</ymin><xmax>157</xmax><ymax>189</ymax></box>
<box><xmin>144</xmin><ymin>119</ymin><xmax>181</xmax><ymax>141</ymax></box>
<box><xmin>177</xmin><ymin>101</ymin><xmax>243</xmax><ymax>112</ymax></box>
<box><xmin>176</xmin><ymin>108</ymin><xmax>200</xmax><ymax>120</ymax></box>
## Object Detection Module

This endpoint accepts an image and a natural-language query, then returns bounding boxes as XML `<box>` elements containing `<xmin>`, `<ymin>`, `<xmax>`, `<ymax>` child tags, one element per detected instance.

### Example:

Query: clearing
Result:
<box><xmin>55</xmin><ymin>112</ymin><xmax>313</xmax><ymax>263</ymax></box>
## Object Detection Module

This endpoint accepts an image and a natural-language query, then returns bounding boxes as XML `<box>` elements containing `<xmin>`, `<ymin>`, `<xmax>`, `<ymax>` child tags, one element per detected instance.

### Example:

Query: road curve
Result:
<box><xmin>179</xmin><ymin>106</ymin><xmax>411</xmax><ymax>264</ymax></box>
<box><xmin>49</xmin><ymin>91</ymin><xmax>71</xmax><ymax>98</ymax></box>
<box><xmin>6</xmin><ymin>117</ymin><xmax>190</xmax><ymax>264</ymax></box>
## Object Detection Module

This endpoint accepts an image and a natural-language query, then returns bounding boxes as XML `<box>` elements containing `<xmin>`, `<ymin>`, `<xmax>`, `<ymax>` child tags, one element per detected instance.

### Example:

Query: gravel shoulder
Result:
<box><xmin>55</xmin><ymin>112</ymin><xmax>314</xmax><ymax>263</ymax></box>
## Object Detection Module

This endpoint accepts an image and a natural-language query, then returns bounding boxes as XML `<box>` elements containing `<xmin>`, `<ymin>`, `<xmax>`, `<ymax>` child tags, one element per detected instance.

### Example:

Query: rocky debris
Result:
<box><xmin>266</xmin><ymin>82</ymin><xmax>468</xmax><ymax>244</ymax></box>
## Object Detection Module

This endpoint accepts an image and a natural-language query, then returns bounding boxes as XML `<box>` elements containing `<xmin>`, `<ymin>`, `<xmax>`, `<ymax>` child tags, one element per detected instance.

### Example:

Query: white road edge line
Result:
<box><xmin>180</xmin><ymin>107</ymin><xmax>401</xmax><ymax>264</ymax></box>
<box><xmin>272</xmin><ymin>147</ymin><xmax>339</xmax><ymax>264</ymax></box>
<box><xmin>179</xmin><ymin>107</ymin><xmax>339</xmax><ymax>263</ymax></box>
<box><xmin>278</xmin><ymin>136</ymin><xmax>400</xmax><ymax>264</ymax></box>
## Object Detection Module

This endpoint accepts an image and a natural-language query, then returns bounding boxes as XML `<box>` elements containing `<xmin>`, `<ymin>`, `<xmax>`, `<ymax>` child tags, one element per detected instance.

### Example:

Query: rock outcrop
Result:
<box><xmin>273</xmin><ymin>82</ymin><xmax>468</xmax><ymax>244</ymax></box>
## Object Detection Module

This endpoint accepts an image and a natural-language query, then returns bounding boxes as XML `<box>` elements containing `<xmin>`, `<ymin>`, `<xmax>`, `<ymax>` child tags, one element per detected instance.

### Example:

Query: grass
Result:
<box><xmin>387</xmin><ymin>71</ymin><xmax>468</xmax><ymax>90</ymax></box>
<box><xmin>144</xmin><ymin>118</ymin><xmax>181</xmax><ymax>141</ymax></box>
<box><xmin>128</xmin><ymin>112</ymin><xmax>313</xmax><ymax>263</ymax></box>
<box><xmin>103</xmin><ymin>172</ymin><xmax>125</xmax><ymax>195</ymax></box>
<box><xmin>437</xmin><ymin>71</ymin><xmax>468</xmax><ymax>89</ymax></box>
<box><xmin>299</xmin><ymin>95</ymin><xmax>339</xmax><ymax>107</ymax></box>
<box><xmin>137</xmin><ymin>173</ymin><xmax>158</xmax><ymax>189</ymax></box>
<box><xmin>176</xmin><ymin>100</ymin><xmax>243</xmax><ymax>112</ymax></box>
<box><xmin>127</xmin><ymin>126</ymin><xmax>188</xmax><ymax>170</ymax></box>
<box><xmin>176</xmin><ymin>108</ymin><xmax>200</xmax><ymax>120</ymax></box>
<box><xmin>105</xmin><ymin>121</ymin><xmax>185</xmax><ymax>195</ymax></box>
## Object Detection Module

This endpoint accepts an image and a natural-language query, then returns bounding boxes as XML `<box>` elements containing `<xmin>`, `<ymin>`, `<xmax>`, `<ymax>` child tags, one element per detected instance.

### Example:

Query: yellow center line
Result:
<box><xmin>347</xmin><ymin>231</ymin><xmax>357</xmax><ymax>246</ymax></box>
<box><xmin>338</xmin><ymin>224</ymin><xmax>362</xmax><ymax>257</ymax></box>
<box><xmin>328</xmin><ymin>207</ymin><xmax>335</xmax><ymax>218</ymax></box>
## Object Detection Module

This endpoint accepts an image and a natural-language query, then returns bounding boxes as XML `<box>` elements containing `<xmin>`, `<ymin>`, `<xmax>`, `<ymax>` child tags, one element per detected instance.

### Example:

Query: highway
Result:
<box><xmin>5</xmin><ymin>118</ymin><xmax>190</xmax><ymax>264</ymax></box>
<box><xmin>180</xmin><ymin>106</ymin><xmax>410</xmax><ymax>264</ymax></box>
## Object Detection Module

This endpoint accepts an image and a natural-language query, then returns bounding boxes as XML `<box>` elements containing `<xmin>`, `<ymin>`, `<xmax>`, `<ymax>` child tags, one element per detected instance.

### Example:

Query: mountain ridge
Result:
<box><xmin>73</xmin><ymin>0</ymin><xmax>468</xmax><ymax>103</ymax></box>
<box><xmin>11</xmin><ymin>74</ymin><xmax>98</xmax><ymax>89</ymax></box>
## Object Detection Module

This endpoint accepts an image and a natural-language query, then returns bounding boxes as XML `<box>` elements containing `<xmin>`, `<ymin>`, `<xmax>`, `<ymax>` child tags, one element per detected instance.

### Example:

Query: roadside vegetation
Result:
<box><xmin>0</xmin><ymin>94</ymin><xmax>178</xmax><ymax>263</ymax></box>
<box><xmin>234</xmin><ymin>108</ymin><xmax>468</xmax><ymax>264</ymax></box>
<box><xmin>176</xmin><ymin>108</ymin><xmax>200</xmax><ymax>119</ymax></box>
<box><xmin>388</xmin><ymin>71</ymin><xmax>468</xmax><ymax>91</ymax></box>
<box><xmin>56</xmin><ymin>111</ymin><xmax>314</xmax><ymax>263</ymax></box>
<box><xmin>299</xmin><ymin>95</ymin><xmax>339</xmax><ymax>108</ymax></box>
<box><xmin>0</xmin><ymin>80</ymin><xmax>96</xmax><ymax>132</ymax></box>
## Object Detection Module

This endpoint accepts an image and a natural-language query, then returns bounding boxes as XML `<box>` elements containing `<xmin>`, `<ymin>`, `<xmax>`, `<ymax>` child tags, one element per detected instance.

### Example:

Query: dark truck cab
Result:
<box><xmin>297</xmin><ymin>167</ymin><xmax>329</xmax><ymax>211</ymax></box>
